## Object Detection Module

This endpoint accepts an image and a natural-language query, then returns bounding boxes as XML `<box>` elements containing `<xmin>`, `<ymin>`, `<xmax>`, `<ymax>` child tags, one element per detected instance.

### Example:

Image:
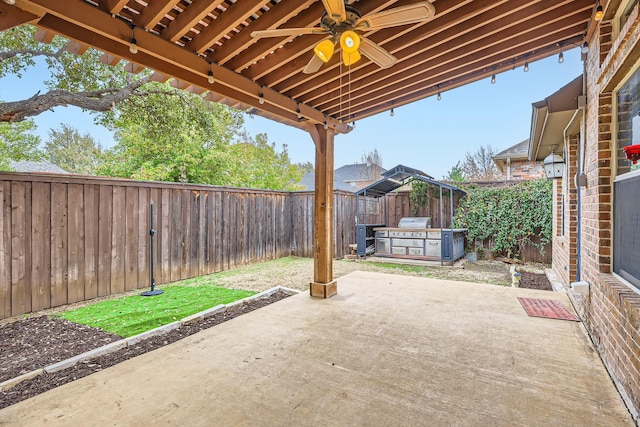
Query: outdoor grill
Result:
<box><xmin>397</xmin><ymin>217</ymin><xmax>432</xmax><ymax>229</ymax></box>
<box><xmin>373</xmin><ymin>216</ymin><xmax>465</xmax><ymax>261</ymax></box>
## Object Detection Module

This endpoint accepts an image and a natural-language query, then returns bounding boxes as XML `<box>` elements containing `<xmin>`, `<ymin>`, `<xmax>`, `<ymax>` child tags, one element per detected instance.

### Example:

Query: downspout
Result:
<box><xmin>576</xmin><ymin>65</ymin><xmax>587</xmax><ymax>282</ymax></box>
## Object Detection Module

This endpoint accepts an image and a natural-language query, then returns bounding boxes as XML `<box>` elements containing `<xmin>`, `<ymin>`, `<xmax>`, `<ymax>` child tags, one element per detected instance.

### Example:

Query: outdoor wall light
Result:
<box><xmin>491</xmin><ymin>73</ymin><xmax>496</xmax><ymax>84</ymax></box>
<box><xmin>524</xmin><ymin>60</ymin><xmax>529</xmax><ymax>72</ymax></box>
<box><xmin>390</xmin><ymin>107</ymin><xmax>394</xmax><ymax>117</ymax></box>
<box><xmin>544</xmin><ymin>149</ymin><xmax>565</xmax><ymax>179</ymax></box>
<box><xmin>558</xmin><ymin>52</ymin><xmax>564</xmax><ymax>63</ymax></box>
<box><xmin>259</xmin><ymin>87</ymin><xmax>265</xmax><ymax>104</ymax></box>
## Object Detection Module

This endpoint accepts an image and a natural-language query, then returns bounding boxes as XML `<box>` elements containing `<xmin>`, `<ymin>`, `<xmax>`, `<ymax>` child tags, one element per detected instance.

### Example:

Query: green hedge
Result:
<box><xmin>454</xmin><ymin>180</ymin><xmax>552</xmax><ymax>259</ymax></box>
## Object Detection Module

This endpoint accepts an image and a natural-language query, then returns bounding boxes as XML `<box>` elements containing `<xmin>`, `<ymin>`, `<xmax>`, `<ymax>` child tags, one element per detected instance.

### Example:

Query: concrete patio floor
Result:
<box><xmin>0</xmin><ymin>271</ymin><xmax>633</xmax><ymax>426</ymax></box>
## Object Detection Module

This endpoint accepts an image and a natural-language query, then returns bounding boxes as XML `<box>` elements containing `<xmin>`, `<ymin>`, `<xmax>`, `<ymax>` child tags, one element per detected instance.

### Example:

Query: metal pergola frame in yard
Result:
<box><xmin>1</xmin><ymin>0</ymin><xmax>596</xmax><ymax>298</ymax></box>
<box><xmin>354</xmin><ymin>164</ymin><xmax>466</xmax><ymax>265</ymax></box>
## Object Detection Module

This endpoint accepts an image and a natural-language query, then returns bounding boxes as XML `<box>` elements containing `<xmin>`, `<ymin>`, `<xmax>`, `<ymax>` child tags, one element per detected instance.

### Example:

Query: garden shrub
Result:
<box><xmin>454</xmin><ymin>179</ymin><xmax>552</xmax><ymax>259</ymax></box>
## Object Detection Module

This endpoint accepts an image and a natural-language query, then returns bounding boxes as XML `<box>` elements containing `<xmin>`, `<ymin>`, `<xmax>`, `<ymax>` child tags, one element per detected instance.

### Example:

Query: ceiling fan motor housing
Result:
<box><xmin>320</xmin><ymin>5</ymin><xmax>362</xmax><ymax>35</ymax></box>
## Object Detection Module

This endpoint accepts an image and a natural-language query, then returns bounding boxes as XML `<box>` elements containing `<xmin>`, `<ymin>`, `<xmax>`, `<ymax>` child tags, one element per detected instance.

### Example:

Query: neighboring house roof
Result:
<box><xmin>492</xmin><ymin>139</ymin><xmax>530</xmax><ymax>172</ymax></box>
<box><xmin>8</xmin><ymin>160</ymin><xmax>68</xmax><ymax>174</ymax></box>
<box><xmin>298</xmin><ymin>163</ymin><xmax>386</xmax><ymax>192</ymax></box>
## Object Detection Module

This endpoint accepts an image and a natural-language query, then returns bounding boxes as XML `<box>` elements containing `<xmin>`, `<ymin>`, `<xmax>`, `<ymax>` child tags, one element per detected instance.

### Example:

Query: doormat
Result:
<box><xmin>517</xmin><ymin>297</ymin><xmax>580</xmax><ymax>321</ymax></box>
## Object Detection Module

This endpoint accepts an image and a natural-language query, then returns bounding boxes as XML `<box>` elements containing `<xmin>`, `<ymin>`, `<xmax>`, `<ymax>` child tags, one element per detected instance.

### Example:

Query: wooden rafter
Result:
<box><xmin>207</xmin><ymin>0</ymin><xmax>315</xmax><ymax>65</ymax></box>
<box><xmin>136</xmin><ymin>0</ymin><xmax>181</xmax><ymax>30</ymax></box>
<box><xmin>3</xmin><ymin>0</ymin><xmax>593</xmax><ymax>130</ymax></box>
<box><xmin>306</xmin><ymin>0</ymin><xmax>590</xmax><ymax>111</ymax></box>
<box><xmin>185</xmin><ymin>0</ymin><xmax>264</xmax><ymax>54</ymax></box>
<box><xmin>26</xmin><ymin>0</ymin><xmax>347</xmax><ymax>132</ymax></box>
<box><xmin>102</xmin><ymin>0</ymin><xmax>129</xmax><ymax>15</ymax></box>
<box><xmin>0</xmin><ymin>2</ymin><xmax>38</xmax><ymax>31</ymax></box>
<box><xmin>161</xmin><ymin>0</ymin><xmax>226</xmax><ymax>43</ymax></box>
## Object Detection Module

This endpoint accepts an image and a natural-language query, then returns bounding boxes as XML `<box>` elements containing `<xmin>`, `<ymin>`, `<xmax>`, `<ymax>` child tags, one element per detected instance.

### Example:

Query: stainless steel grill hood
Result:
<box><xmin>397</xmin><ymin>217</ymin><xmax>432</xmax><ymax>229</ymax></box>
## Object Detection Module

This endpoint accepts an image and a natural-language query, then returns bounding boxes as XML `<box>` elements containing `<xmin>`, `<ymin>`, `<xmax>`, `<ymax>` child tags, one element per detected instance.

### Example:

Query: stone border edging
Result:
<box><xmin>0</xmin><ymin>286</ymin><xmax>299</xmax><ymax>392</ymax></box>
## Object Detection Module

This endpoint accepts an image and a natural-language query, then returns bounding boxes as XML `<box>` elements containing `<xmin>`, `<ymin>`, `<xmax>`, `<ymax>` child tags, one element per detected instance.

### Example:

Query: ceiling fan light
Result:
<box><xmin>314</xmin><ymin>40</ymin><xmax>335</xmax><ymax>63</ymax></box>
<box><xmin>340</xmin><ymin>30</ymin><xmax>360</xmax><ymax>54</ymax></box>
<box><xmin>342</xmin><ymin>49</ymin><xmax>361</xmax><ymax>66</ymax></box>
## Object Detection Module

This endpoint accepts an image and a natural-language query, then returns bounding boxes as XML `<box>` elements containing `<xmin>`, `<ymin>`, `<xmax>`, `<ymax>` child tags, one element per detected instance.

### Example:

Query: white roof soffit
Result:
<box><xmin>528</xmin><ymin>75</ymin><xmax>583</xmax><ymax>161</ymax></box>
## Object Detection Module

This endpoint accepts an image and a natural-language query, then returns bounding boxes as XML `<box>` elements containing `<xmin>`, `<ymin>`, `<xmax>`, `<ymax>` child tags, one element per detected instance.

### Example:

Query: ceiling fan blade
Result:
<box><xmin>322</xmin><ymin>0</ymin><xmax>347</xmax><ymax>22</ymax></box>
<box><xmin>303</xmin><ymin>54</ymin><xmax>325</xmax><ymax>74</ymax></box>
<box><xmin>359</xmin><ymin>37</ymin><xmax>397</xmax><ymax>69</ymax></box>
<box><xmin>355</xmin><ymin>1</ymin><xmax>436</xmax><ymax>31</ymax></box>
<box><xmin>251</xmin><ymin>27</ymin><xmax>328</xmax><ymax>39</ymax></box>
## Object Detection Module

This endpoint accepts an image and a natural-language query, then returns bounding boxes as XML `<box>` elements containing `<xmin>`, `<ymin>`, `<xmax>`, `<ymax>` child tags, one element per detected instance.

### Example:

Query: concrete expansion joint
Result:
<box><xmin>0</xmin><ymin>286</ymin><xmax>298</xmax><ymax>392</ymax></box>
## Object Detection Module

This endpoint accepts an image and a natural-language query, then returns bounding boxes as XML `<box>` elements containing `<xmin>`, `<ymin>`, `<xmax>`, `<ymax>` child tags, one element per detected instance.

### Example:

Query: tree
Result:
<box><xmin>95</xmin><ymin>90</ymin><xmax>243</xmax><ymax>184</ymax></box>
<box><xmin>44</xmin><ymin>124</ymin><xmax>102</xmax><ymax>174</ymax></box>
<box><xmin>360</xmin><ymin>148</ymin><xmax>384</xmax><ymax>181</ymax></box>
<box><xmin>460</xmin><ymin>145</ymin><xmax>501</xmax><ymax>181</ymax></box>
<box><xmin>297</xmin><ymin>161</ymin><xmax>314</xmax><ymax>173</ymax></box>
<box><xmin>224</xmin><ymin>134</ymin><xmax>303</xmax><ymax>190</ymax></box>
<box><xmin>443</xmin><ymin>161</ymin><xmax>465</xmax><ymax>182</ymax></box>
<box><xmin>0</xmin><ymin>25</ymin><xmax>155</xmax><ymax>123</ymax></box>
<box><xmin>0</xmin><ymin>120</ymin><xmax>42</xmax><ymax>170</ymax></box>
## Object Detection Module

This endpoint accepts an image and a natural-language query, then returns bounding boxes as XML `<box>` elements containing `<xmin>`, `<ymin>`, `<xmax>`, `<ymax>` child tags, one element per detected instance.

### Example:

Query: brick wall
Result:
<box><xmin>552</xmin><ymin>134</ymin><xmax>579</xmax><ymax>288</ymax></box>
<box><xmin>576</xmin><ymin>4</ymin><xmax>640</xmax><ymax>416</ymax></box>
<box><xmin>509</xmin><ymin>160</ymin><xmax>545</xmax><ymax>180</ymax></box>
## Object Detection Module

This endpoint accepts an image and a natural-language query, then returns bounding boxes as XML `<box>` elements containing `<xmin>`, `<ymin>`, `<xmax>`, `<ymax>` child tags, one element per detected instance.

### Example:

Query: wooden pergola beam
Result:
<box><xmin>328</xmin><ymin>21</ymin><xmax>587</xmax><ymax>118</ymax></box>
<box><xmin>251</xmin><ymin>0</ymin><xmax>476</xmax><ymax>90</ymax></box>
<box><xmin>136</xmin><ymin>0</ymin><xmax>180</xmax><ymax>30</ymax></box>
<box><xmin>241</xmin><ymin>0</ymin><xmax>415</xmax><ymax>80</ymax></box>
<box><xmin>280</xmin><ymin>0</ymin><xmax>585</xmax><ymax>101</ymax></box>
<box><xmin>161</xmin><ymin>0</ymin><xmax>225</xmax><ymax>43</ymax></box>
<box><xmin>207</xmin><ymin>0</ymin><xmax>315</xmax><ymax>65</ymax></box>
<box><xmin>350</xmin><ymin>36</ymin><xmax>582</xmax><ymax>120</ymax></box>
<box><xmin>316</xmin><ymin>4</ymin><xmax>590</xmax><ymax>113</ymax></box>
<box><xmin>222</xmin><ymin>1</ymin><xmax>328</xmax><ymax>72</ymax></box>
<box><xmin>102</xmin><ymin>0</ymin><xmax>129</xmax><ymax>15</ymax></box>
<box><xmin>307</xmin><ymin>123</ymin><xmax>336</xmax><ymax>299</ymax></box>
<box><xmin>185</xmin><ymin>0</ymin><xmax>264</xmax><ymax>54</ymax></box>
<box><xmin>0</xmin><ymin>2</ymin><xmax>38</xmax><ymax>31</ymax></box>
<box><xmin>27</xmin><ymin>0</ymin><xmax>349</xmax><ymax>133</ymax></box>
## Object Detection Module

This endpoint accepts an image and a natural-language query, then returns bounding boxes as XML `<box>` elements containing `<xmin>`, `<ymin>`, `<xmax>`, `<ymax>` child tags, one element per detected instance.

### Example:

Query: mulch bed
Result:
<box><xmin>518</xmin><ymin>272</ymin><xmax>552</xmax><ymax>291</ymax></box>
<box><xmin>0</xmin><ymin>291</ymin><xmax>291</xmax><ymax>410</ymax></box>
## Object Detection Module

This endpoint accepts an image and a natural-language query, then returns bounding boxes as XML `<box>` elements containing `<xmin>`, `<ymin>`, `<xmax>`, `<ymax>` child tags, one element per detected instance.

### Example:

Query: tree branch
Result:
<box><xmin>0</xmin><ymin>47</ymin><xmax>65</xmax><ymax>61</ymax></box>
<box><xmin>0</xmin><ymin>75</ymin><xmax>153</xmax><ymax>122</ymax></box>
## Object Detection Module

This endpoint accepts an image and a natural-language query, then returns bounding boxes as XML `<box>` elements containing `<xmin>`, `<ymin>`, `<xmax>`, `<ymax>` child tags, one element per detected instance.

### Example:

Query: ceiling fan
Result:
<box><xmin>250</xmin><ymin>0</ymin><xmax>436</xmax><ymax>74</ymax></box>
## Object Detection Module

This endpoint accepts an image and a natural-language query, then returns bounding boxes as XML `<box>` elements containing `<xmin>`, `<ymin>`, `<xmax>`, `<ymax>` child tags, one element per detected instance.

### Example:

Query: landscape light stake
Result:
<box><xmin>141</xmin><ymin>201</ymin><xmax>164</xmax><ymax>296</ymax></box>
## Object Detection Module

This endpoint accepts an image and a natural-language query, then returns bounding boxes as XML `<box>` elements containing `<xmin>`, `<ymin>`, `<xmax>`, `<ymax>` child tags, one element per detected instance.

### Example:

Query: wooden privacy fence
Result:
<box><xmin>0</xmin><ymin>173</ymin><xmax>356</xmax><ymax>320</ymax></box>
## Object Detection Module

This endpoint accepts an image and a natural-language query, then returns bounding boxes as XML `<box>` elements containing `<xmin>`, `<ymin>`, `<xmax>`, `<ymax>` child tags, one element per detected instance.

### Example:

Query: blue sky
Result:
<box><xmin>1</xmin><ymin>48</ymin><xmax>583</xmax><ymax>179</ymax></box>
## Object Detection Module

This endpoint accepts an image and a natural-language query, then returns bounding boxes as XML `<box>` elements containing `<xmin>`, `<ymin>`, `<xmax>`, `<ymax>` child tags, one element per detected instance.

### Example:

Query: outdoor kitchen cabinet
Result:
<box><xmin>356</xmin><ymin>224</ymin><xmax>385</xmax><ymax>256</ymax></box>
<box><xmin>373</xmin><ymin>226</ymin><xmax>467</xmax><ymax>262</ymax></box>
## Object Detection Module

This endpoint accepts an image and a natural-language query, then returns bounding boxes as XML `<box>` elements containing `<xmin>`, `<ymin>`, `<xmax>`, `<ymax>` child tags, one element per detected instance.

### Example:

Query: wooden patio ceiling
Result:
<box><xmin>2</xmin><ymin>0</ymin><xmax>596</xmax><ymax>134</ymax></box>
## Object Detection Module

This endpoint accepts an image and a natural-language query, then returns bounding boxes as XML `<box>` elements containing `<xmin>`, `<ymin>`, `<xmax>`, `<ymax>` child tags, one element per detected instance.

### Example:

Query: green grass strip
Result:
<box><xmin>58</xmin><ymin>286</ymin><xmax>255</xmax><ymax>338</ymax></box>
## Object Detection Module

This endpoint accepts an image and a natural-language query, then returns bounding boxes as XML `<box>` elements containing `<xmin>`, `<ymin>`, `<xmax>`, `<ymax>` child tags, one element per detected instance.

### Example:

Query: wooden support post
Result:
<box><xmin>307</xmin><ymin>123</ymin><xmax>337</xmax><ymax>298</ymax></box>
